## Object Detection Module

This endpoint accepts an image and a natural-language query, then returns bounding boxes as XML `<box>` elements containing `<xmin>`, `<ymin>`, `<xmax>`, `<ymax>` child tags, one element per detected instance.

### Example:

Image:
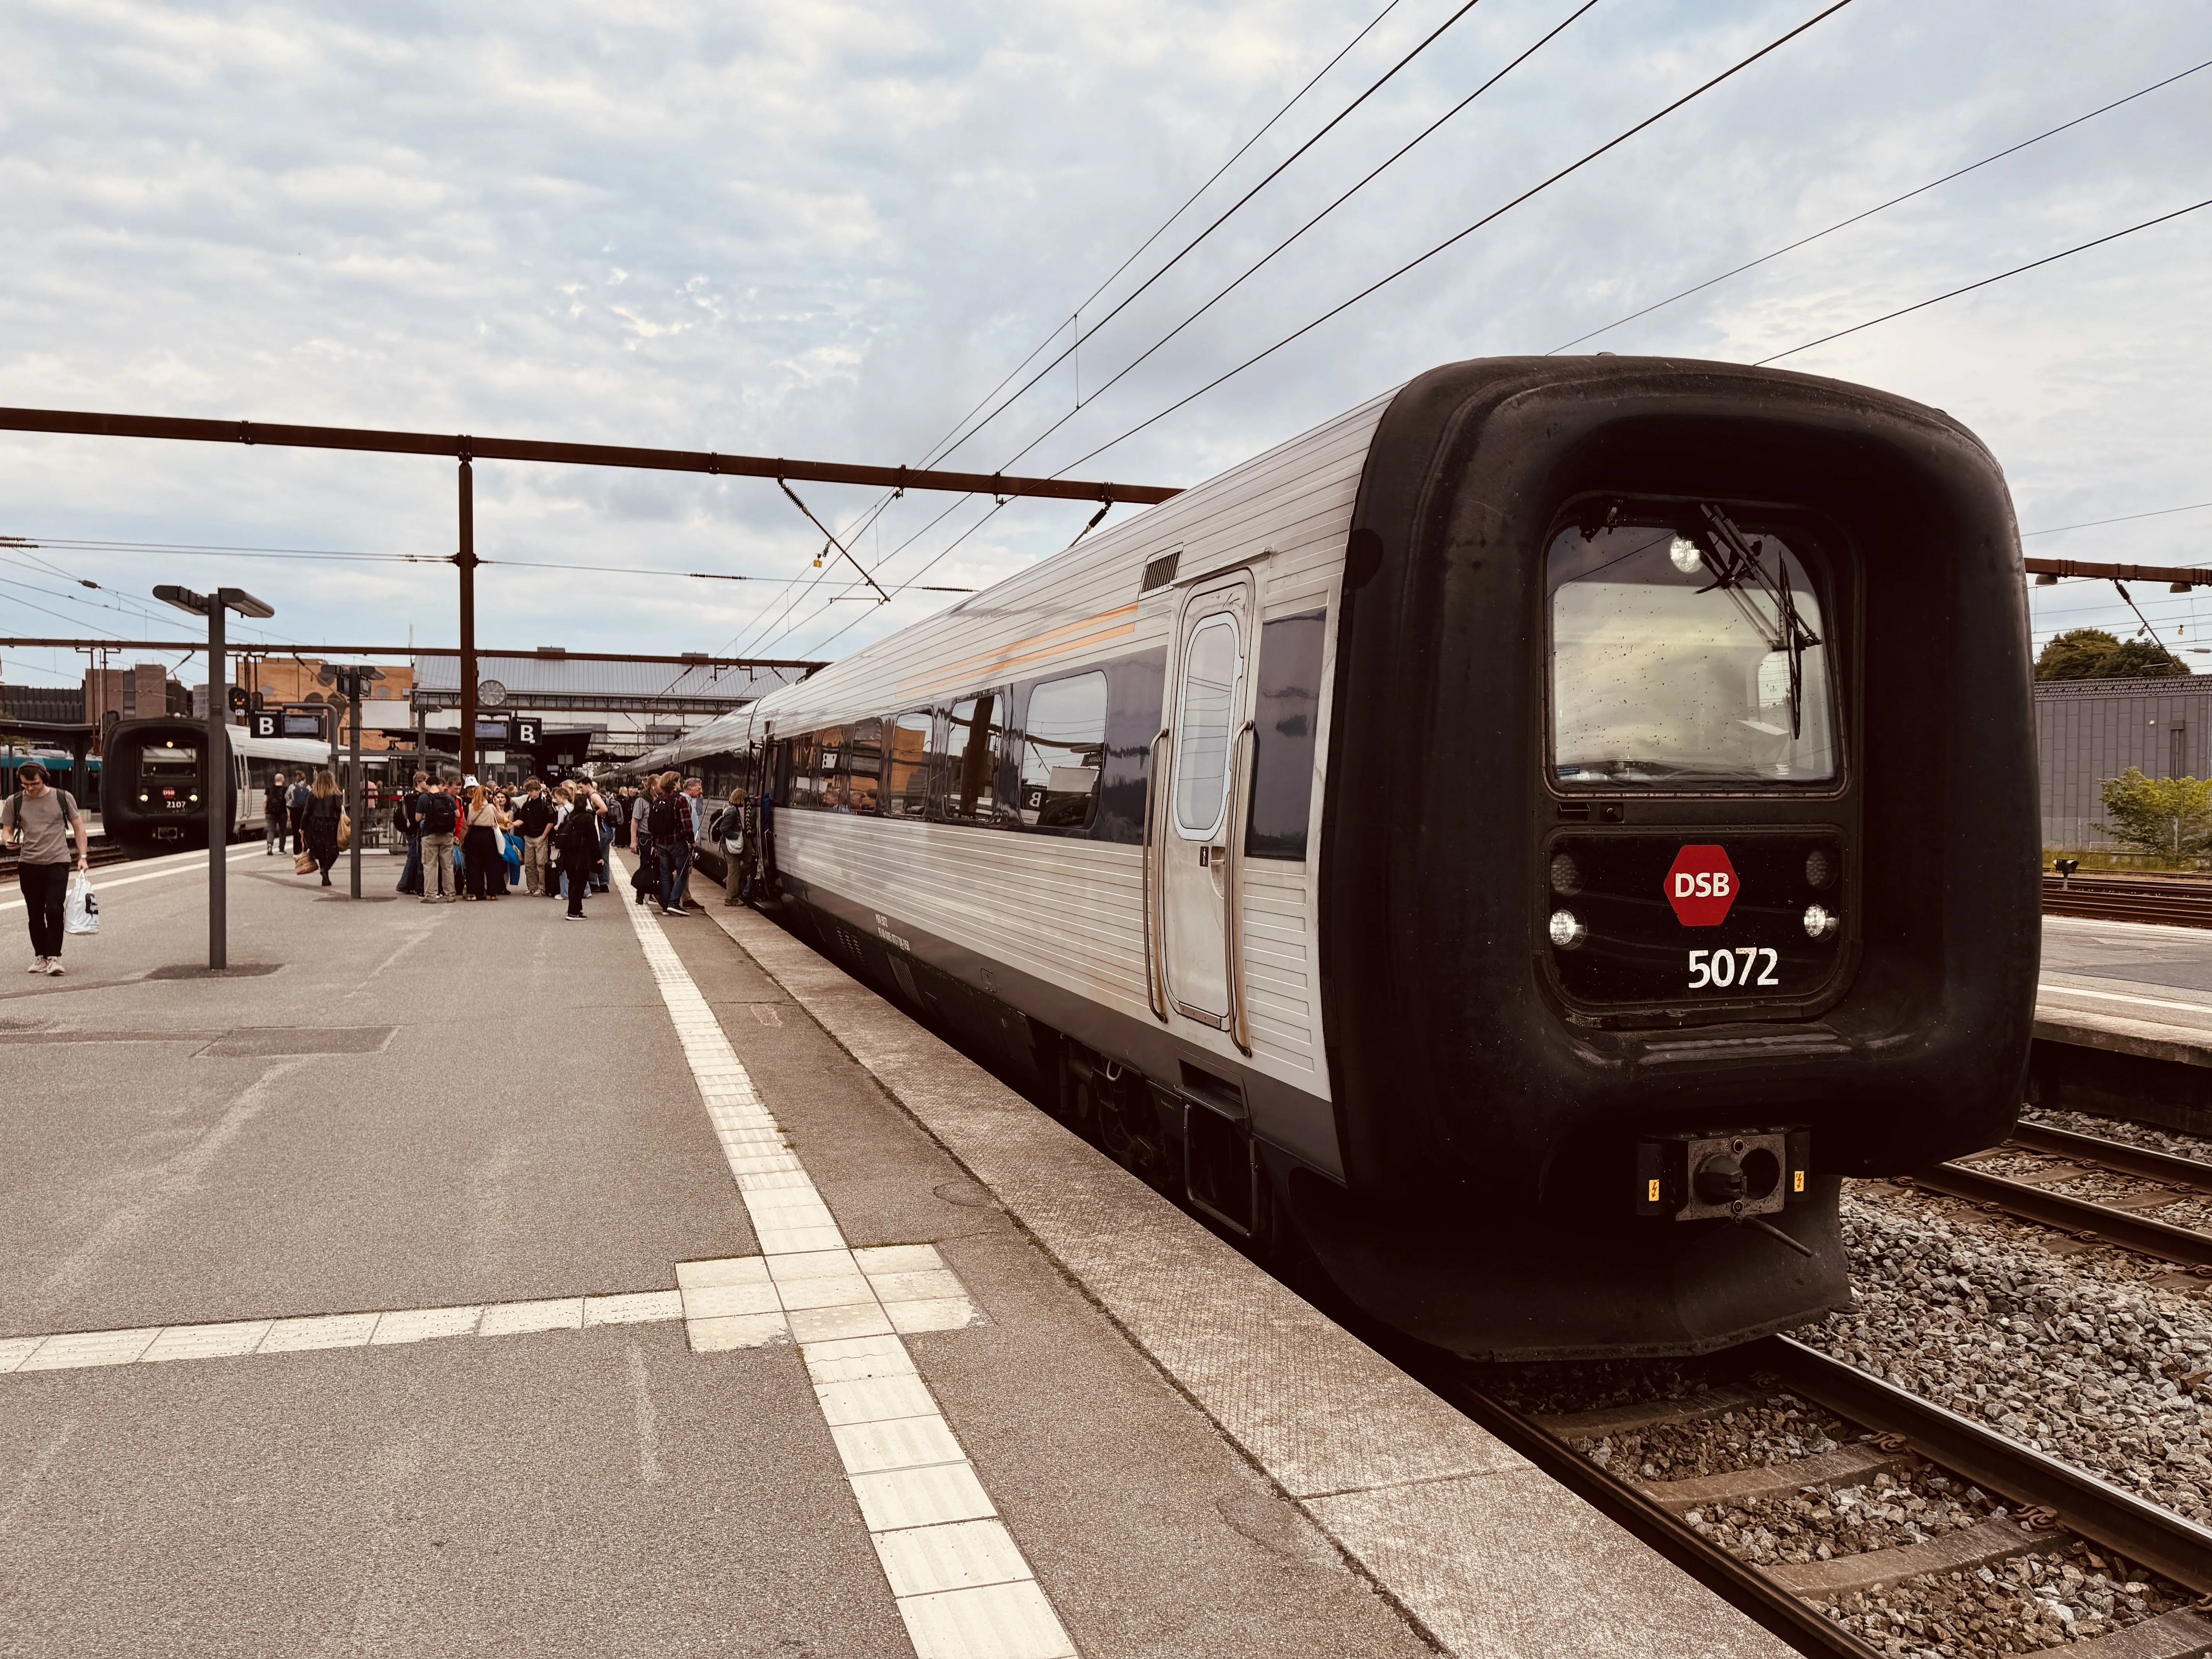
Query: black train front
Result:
<box><xmin>1300</xmin><ymin>355</ymin><xmax>2036</xmax><ymax>1359</ymax></box>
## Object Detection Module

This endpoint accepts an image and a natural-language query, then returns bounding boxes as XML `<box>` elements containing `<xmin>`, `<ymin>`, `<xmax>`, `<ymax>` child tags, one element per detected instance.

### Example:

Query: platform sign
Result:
<box><xmin>514</xmin><ymin>716</ymin><xmax>542</xmax><ymax>747</ymax></box>
<box><xmin>249</xmin><ymin>711</ymin><xmax>280</xmax><ymax>740</ymax></box>
<box><xmin>1663</xmin><ymin>845</ymin><xmax>1740</xmax><ymax>927</ymax></box>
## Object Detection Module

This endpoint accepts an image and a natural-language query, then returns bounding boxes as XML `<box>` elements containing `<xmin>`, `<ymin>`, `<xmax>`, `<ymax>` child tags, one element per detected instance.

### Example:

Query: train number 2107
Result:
<box><xmin>1688</xmin><ymin>946</ymin><xmax>1779</xmax><ymax>990</ymax></box>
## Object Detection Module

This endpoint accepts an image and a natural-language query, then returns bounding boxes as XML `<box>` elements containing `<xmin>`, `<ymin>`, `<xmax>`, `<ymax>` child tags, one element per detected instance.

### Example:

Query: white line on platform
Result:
<box><xmin>616</xmin><ymin>871</ymin><xmax>1074</xmax><ymax>1659</ymax></box>
<box><xmin>0</xmin><ymin>847</ymin><xmax>262</xmax><ymax>913</ymax></box>
<box><xmin>0</xmin><ymin>1289</ymin><xmax>683</xmax><ymax>1375</ymax></box>
<box><xmin>2039</xmin><ymin>983</ymin><xmax>2212</xmax><ymax>1016</ymax></box>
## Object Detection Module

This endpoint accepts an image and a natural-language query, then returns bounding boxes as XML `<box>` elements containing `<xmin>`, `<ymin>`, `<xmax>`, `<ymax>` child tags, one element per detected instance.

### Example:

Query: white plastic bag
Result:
<box><xmin>65</xmin><ymin>870</ymin><xmax>100</xmax><ymax>935</ymax></box>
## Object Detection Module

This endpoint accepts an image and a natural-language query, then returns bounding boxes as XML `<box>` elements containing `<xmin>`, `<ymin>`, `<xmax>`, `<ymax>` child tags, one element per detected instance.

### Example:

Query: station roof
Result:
<box><xmin>412</xmin><ymin>654</ymin><xmax>804</xmax><ymax>702</ymax></box>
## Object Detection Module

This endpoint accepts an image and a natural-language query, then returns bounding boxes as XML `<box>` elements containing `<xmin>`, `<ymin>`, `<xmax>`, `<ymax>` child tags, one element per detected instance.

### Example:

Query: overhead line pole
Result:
<box><xmin>0</xmin><ymin>407</ymin><xmax>1182</xmax><ymax>505</ymax></box>
<box><xmin>458</xmin><ymin>455</ymin><xmax>477</xmax><ymax>781</ymax></box>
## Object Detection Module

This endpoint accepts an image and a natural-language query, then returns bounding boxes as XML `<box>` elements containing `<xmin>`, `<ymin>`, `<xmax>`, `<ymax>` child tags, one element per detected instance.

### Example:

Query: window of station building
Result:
<box><xmin>1548</xmin><ymin>513</ymin><xmax>1838</xmax><ymax>788</ymax></box>
<box><xmin>845</xmin><ymin>718</ymin><xmax>883</xmax><ymax>815</ymax></box>
<box><xmin>1018</xmin><ymin>671</ymin><xmax>1106</xmax><ymax>831</ymax></box>
<box><xmin>936</xmin><ymin>690</ymin><xmax>1013</xmax><ymax>826</ymax></box>
<box><xmin>884</xmin><ymin>711</ymin><xmax>934</xmax><ymax>818</ymax></box>
<box><xmin>1245</xmin><ymin>610</ymin><xmax>1326</xmax><ymax>859</ymax></box>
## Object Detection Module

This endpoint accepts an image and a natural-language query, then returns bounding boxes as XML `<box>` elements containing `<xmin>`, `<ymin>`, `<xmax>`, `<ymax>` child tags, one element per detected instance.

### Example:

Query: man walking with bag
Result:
<box><xmin>1</xmin><ymin>761</ymin><xmax>93</xmax><ymax>976</ymax></box>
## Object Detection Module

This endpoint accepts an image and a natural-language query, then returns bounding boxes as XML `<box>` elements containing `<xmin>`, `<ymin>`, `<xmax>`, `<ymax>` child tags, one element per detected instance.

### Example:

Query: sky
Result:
<box><xmin>2</xmin><ymin>0</ymin><xmax>2209</xmax><ymax>694</ymax></box>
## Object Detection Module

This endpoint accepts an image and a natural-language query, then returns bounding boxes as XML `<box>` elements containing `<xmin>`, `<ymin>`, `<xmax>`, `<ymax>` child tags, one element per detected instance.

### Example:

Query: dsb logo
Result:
<box><xmin>1664</xmin><ymin>845</ymin><xmax>1740</xmax><ymax>927</ymax></box>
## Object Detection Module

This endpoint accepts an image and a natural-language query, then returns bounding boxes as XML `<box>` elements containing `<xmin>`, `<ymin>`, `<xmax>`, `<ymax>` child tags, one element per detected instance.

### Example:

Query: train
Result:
<box><xmin>1</xmin><ymin>751</ymin><xmax>100</xmax><ymax>807</ymax></box>
<box><xmin>99</xmin><ymin>718</ymin><xmax>336</xmax><ymax>849</ymax></box>
<box><xmin>623</xmin><ymin>355</ymin><xmax>2039</xmax><ymax>1362</ymax></box>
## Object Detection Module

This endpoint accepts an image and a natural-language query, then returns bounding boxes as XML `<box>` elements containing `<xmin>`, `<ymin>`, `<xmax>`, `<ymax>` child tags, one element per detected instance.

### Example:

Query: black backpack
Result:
<box><xmin>647</xmin><ymin>796</ymin><xmax>679</xmax><ymax>839</ymax></box>
<box><xmin>556</xmin><ymin>806</ymin><xmax>598</xmax><ymax>855</ymax></box>
<box><xmin>417</xmin><ymin>792</ymin><xmax>458</xmax><ymax>835</ymax></box>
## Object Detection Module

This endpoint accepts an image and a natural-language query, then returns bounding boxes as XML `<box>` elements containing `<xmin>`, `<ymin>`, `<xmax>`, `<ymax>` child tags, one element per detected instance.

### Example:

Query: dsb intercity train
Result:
<box><xmin>639</xmin><ymin>355</ymin><xmax>2039</xmax><ymax>1361</ymax></box>
<box><xmin>101</xmin><ymin>718</ymin><xmax>333</xmax><ymax>849</ymax></box>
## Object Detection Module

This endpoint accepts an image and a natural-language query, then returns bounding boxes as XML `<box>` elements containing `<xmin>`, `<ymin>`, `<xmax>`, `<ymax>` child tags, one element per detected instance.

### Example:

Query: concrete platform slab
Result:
<box><xmin>701</xmin><ymin>900</ymin><xmax>1792</xmax><ymax>1659</ymax></box>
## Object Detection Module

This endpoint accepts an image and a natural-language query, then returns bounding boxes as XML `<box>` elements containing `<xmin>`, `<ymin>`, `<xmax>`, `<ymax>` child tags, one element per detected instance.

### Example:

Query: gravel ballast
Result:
<box><xmin>1804</xmin><ymin>1185</ymin><xmax>2212</xmax><ymax>1526</ymax></box>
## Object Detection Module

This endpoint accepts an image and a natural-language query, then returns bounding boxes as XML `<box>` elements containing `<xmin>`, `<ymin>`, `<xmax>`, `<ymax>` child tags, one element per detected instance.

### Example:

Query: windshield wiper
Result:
<box><xmin>1691</xmin><ymin>503</ymin><xmax>1822</xmax><ymax>739</ymax></box>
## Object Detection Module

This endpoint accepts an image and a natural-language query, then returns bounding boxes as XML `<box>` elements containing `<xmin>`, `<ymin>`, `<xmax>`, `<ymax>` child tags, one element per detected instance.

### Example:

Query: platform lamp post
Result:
<box><xmin>317</xmin><ymin>663</ymin><xmax>385</xmax><ymax>900</ymax></box>
<box><xmin>154</xmin><ymin>584</ymin><xmax>275</xmax><ymax>970</ymax></box>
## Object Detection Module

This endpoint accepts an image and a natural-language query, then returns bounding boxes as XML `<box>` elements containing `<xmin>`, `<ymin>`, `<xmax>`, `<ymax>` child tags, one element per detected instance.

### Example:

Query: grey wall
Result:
<box><xmin>2037</xmin><ymin>677</ymin><xmax>2212</xmax><ymax>848</ymax></box>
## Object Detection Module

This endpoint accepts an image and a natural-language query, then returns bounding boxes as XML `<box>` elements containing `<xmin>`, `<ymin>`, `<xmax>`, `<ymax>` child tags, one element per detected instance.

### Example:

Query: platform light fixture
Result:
<box><xmin>155</xmin><ymin>583</ymin><xmax>276</xmax><ymax>971</ymax></box>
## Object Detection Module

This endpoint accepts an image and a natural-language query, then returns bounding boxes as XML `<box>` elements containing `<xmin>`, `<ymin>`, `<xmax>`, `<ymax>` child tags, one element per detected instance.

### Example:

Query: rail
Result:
<box><xmin>1436</xmin><ymin>1335</ymin><xmax>2212</xmax><ymax>1658</ymax></box>
<box><xmin>2044</xmin><ymin>873</ymin><xmax>2212</xmax><ymax>930</ymax></box>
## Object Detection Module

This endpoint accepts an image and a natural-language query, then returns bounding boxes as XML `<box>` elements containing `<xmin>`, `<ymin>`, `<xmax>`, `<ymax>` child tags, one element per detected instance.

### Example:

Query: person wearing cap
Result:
<box><xmin>1</xmin><ymin>761</ymin><xmax>92</xmax><ymax>975</ymax></box>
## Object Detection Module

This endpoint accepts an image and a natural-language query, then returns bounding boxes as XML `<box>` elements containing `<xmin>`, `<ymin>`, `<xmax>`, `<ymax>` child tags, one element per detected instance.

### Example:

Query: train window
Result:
<box><xmin>1018</xmin><ymin>672</ymin><xmax>1106</xmax><ymax>830</ymax></box>
<box><xmin>1245</xmin><ymin>610</ymin><xmax>1325</xmax><ymax>859</ymax></box>
<box><xmin>847</xmin><ymin>718</ymin><xmax>883</xmax><ymax>816</ymax></box>
<box><xmin>811</xmin><ymin>726</ymin><xmax>848</xmax><ymax>809</ymax></box>
<box><xmin>140</xmin><ymin>742</ymin><xmax>198</xmax><ymax>781</ymax></box>
<box><xmin>885</xmin><ymin>711</ymin><xmax>934</xmax><ymax>817</ymax></box>
<box><xmin>1175</xmin><ymin>616</ymin><xmax>1242</xmax><ymax>839</ymax></box>
<box><xmin>1548</xmin><ymin>513</ymin><xmax>1836</xmax><ymax>788</ymax></box>
<box><xmin>936</xmin><ymin>692</ymin><xmax>1012</xmax><ymax>825</ymax></box>
<box><xmin>786</xmin><ymin>732</ymin><xmax>821</xmax><ymax>807</ymax></box>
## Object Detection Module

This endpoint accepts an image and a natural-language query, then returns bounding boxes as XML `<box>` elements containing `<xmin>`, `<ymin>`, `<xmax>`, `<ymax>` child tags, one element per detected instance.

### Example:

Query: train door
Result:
<box><xmin>1161</xmin><ymin>572</ymin><xmax>1254</xmax><ymax>1031</ymax></box>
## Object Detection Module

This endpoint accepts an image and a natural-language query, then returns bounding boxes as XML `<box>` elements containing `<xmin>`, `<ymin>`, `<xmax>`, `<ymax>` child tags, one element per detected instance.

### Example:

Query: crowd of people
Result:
<box><xmin>261</xmin><ymin>766</ymin><xmax>749</xmax><ymax>922</ymax></box>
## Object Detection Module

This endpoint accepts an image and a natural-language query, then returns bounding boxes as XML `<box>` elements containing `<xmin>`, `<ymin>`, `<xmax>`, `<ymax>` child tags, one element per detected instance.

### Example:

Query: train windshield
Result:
<box><xmin>1548</xmin><ymin>512</ymin><xmax>1836</xmax><ymax>787</ymax></box>
<box><xmin>139</xmin><ymin>743</ymin><xmax>199</xmax><ymax>781</ymax></box>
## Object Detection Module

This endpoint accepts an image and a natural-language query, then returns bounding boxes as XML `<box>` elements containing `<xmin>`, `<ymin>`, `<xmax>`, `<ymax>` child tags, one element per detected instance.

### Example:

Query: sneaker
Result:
<box><xmin>563</xmin><ymin>912</ymin><xmax>585</xmax><ymax>921</ymax></box>
<box><xmin>420</xmin><ymin>896</ymin><xmax>438</xmax><ymax>905</ymax></box>
<box><xmin>43</xmin><ymin>959</ymin><xmax>64</xmax><ymax>976</ymax></box>
<box><xmin>27</xmin><ymin>957</ymin><xmax>45</xmax><ymax>973</ymax></box>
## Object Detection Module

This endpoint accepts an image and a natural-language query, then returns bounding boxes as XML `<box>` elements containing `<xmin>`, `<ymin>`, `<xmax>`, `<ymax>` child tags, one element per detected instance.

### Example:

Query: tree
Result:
<box><xmin>2036</xmin><ymin>627</ymin><xmax>2189</xmax><ymax>681</ymax></box>
<box><xmin>2095</xmin><ymin>768</ymin><xmax>2212</xmax><ymax>861</ymax></box>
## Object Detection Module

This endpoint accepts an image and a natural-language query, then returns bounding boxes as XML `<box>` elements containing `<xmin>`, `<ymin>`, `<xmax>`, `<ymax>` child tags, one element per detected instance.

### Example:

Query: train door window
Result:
<box><xmin>1245</xmin><ymin>610</ymin><xmax>1325</xmax><ymax>859</ymax></box>
<box><xmin>1174</xmin><ymin>615</ymin><xmax>1242</xmax><ymax>839</ymax></box>
<box><xmin>937</xmin><ymin>691</ymin><xmax>1010</xmax><ymax>825</ymax></box>
<box><xmin>847</xmin><ymin>718</ymin><xmax>884</xmax><ymax>815</ymax></box>
<box><xmin>885</xmin><ymin>711</ymin><xmax>934</xmax><ymax>817</ymax></box>
<box><xmin>1548</xmin><ymin>511</ymin><xmax>1836</xmax><ymax>787</ymax></box>
<box><xmin>1018</xmin><ymin>672</ymin><xmax>1106</xmax><ymax>830</ymax></box>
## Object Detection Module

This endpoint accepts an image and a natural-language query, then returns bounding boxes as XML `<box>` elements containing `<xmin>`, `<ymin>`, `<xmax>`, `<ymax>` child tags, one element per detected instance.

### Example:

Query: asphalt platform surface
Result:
<box><xmin>0</xmin><ymin>845</ymin><xmax>1786</xmax><ymax>1657</ymax></box>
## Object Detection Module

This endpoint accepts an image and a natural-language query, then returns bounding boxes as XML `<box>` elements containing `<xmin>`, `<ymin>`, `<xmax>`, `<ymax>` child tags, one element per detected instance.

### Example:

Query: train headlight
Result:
<box><xmin>1548</xmin><ymin>852</ymin><xmax>1581</xmax><ymax>895</ymax></box>
<box><xmin>139</xmin><ymin>792</ymin><xmax>149</xmax><ymax>802</ymax></box>
<box><xmin>1802</xmin><ymin>903</ymin><xmax>1838</xmax><ymax>940</ymax></box>
<box><xmin>1548</xmin><ymin>908</ymin><xmax>1587</xmax><ymax>950</ymax></box>
<box><xmin>189</xmin><ymin>793</ymin><xmax>200</xmax><ymax>803</ymax></box>
<box><xmin>1668</xmin><ymin>534</ymin><xmax>1704</xmax><ymax>574</ymax></box>
<box><xmin>1804</xmin><ymin>849</ymin><xmax>1833</xmax><ymax>889</ymax></box>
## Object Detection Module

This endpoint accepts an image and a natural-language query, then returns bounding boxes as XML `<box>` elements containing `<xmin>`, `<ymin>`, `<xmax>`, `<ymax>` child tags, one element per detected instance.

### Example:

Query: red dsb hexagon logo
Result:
<box><xmin>1664</xmin><ymin>844</ymin><xmax>1740</xmax><ymax>927</ymax></box>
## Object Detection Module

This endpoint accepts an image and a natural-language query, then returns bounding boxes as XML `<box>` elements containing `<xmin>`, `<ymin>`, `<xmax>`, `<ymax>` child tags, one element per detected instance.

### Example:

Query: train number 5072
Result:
<box><xmin>1688</xmin><ymin>946</ymin><xmax>1779</xmax><ymax>990</ymax></box>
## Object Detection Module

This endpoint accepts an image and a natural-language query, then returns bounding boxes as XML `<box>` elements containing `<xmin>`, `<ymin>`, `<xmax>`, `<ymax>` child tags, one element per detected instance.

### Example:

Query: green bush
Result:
<box><xmin>2094</xmin><ymin>768</ymin><xmax>2212</xmax><ymax>863</ymax></box>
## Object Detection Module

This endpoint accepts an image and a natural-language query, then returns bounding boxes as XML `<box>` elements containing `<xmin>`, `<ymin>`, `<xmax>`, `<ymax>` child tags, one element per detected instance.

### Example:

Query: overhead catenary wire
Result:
<box><xmin>1548</xmin><ymin>57</ymin><xmax>2212</xmax><ymax>354</ymax></box>
<box><xmin>1044</xmin><ymin>0</ymin><xmax>1860</xmax><ymax>478</ymax></box>
<box><xmin>930</xmin><ymin>0</ymin><xmax>1502</xmax><ymax>467</ymax></box>
<box><xmin>2024</xmin><ymin>503</ymin><xmax>2212</xmax><ymax>538</ymax></box>
<box><xmin>1753</xmin><ymin>197</ymin><xmax>2212</xmax><ymax>364</ymax></box>
<box><xmin>999</xmin><ymin>0</ymin><xmax>1606</xmax><ymax>474</ymax></box>
<box><xmin>720</xmin><ymin>0</ymin><xmax>1423</xmax><ymax>658</ymax></box>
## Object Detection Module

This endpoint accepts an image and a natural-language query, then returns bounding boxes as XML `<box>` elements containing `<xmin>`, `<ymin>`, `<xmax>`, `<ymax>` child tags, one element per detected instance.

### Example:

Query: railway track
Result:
<box><xmin>1442</xmin><ymin>1338</ymin><xmax>2212</xmax><ymax>1658</ymax></box>
<box><xmin>2044</xmin><ymin>874</ymin><xmax>2212</xmax><ymax>930</ymax></box>
<box><xmin>1905</xmin><ymin>1121</ymin><xmax>2212</xmax><ymax>1275</ymax></box>
<box><xmin>0</xmin><ymin>842</ymin><xmax>132</xmax><ymax>884</ymax></box>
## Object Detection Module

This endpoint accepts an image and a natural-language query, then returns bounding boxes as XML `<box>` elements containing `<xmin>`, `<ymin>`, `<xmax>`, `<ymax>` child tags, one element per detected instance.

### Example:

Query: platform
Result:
<box><xmin>0</xmin><ymin>847</ymin><xmax>1786</xmax><ymax>1657</ymax></box>
<box><xmin>2037</xmin><ymin>915</ymin><xmax>2212</xmax><ymax>1132</ymax></box>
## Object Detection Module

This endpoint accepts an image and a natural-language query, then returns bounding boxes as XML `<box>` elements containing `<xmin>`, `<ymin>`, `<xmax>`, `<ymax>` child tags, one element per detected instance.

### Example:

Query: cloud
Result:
<box><xmin>0</xmin><ymin>0</ymin><xmax>2208</xmax><ymax>674</ymax></box>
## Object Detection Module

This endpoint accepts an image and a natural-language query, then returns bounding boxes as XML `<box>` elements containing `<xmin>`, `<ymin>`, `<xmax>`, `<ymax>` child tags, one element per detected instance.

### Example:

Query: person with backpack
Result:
<box><xmin>646</xmin><ymin>773</ymin><xmax>692</xmax><ymax>917</ymax></box>
<box><xmin>1</xmin><ymin>761</ymin><xmax>92</xmax><ymax>976</ymax></box>
<box><xmin>394</xmin><ymin>771</ymin><xmax>427</xmax><ymax>895</ymax></box>
<box><xmin>553</xmin><ymin>782</ymin><xmax>603</xmax><ymax>919</ymax></box>
<box><xmin>415</xmin><ymin>775</ymin><xmax>460</xmax><ymax>903</ymax></box>
<box><xmin>264</xmin><ymin>771</ymin><xmax>289</xmax><ymax>855</ymax></box>
<box><xmin>286</xmin><ymin>773</ymin><xmax>313</xmax><ymax>852</ymax></box>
